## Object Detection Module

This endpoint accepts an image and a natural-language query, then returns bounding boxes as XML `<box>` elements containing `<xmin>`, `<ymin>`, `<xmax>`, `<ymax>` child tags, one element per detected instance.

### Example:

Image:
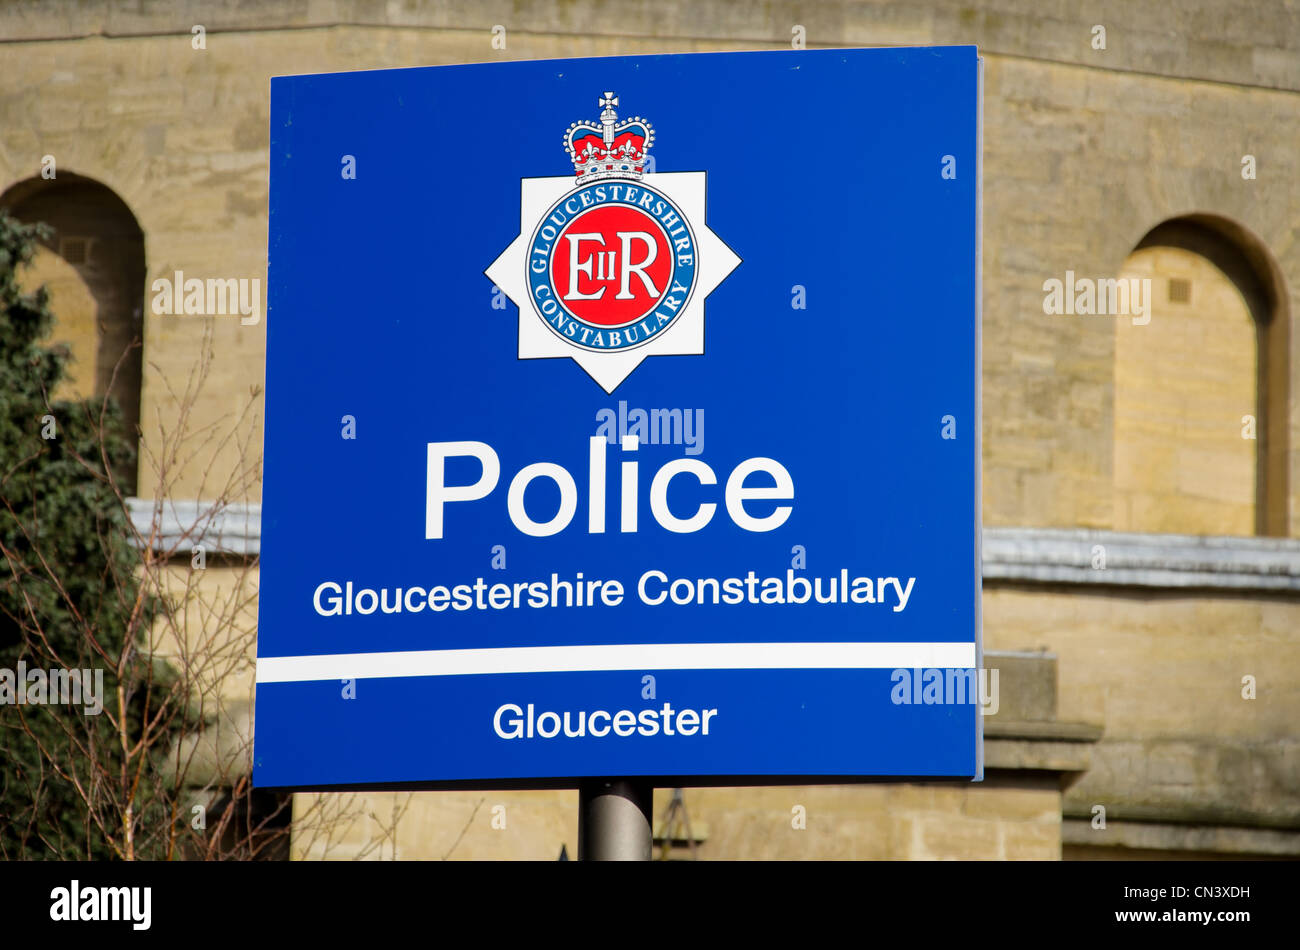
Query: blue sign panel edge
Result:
<box><xmin>253</xmin><ymin>46</ymin><xmax>984</xmax><ymax>791</ymax></box>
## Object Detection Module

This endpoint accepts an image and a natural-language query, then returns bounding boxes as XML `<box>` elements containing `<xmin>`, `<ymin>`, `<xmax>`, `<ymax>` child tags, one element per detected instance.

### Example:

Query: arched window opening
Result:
<box><xmin>1114</xmin><ymin>215</ymin><xmax>1289</xmax><ymax>537</ymax></box>
<box><xmin>1</xmin><ymin>173</ymin><xmax>146</xmax><ymax>495</ymax></box>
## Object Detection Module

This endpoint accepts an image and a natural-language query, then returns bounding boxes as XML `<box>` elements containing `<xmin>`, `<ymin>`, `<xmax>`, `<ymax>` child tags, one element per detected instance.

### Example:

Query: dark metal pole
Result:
<box><xmin>578</xmin><ymin>778</ymin><xmax>653</xmax><ymax>860</ymax></box>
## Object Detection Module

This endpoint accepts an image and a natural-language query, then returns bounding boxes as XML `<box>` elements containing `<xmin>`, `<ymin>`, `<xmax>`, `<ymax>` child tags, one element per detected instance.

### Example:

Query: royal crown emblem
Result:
<box><xmin>488</xmin><ymin>90</ymin><xmax>740</xmax><ymax>392</ymax></box>
<box><xmin>564</xmin><ymin>92</ymin><xmax>654</xmax><ymax>182</ymax></box>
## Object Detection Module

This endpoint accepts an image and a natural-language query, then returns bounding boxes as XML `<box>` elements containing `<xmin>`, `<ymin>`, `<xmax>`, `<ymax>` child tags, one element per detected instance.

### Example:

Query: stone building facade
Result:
<box><xmin>1</xmin><ymin>0</ymin><xmax>1297</xmax><ymax>859</ymax></box>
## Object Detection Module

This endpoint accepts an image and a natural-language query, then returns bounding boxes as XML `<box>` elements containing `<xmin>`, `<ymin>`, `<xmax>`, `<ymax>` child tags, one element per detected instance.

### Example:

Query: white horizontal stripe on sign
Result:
<box><xmin>256</xmin><ymin>642</ymin><xmax>977</xmax><ymax>684</ymax></box>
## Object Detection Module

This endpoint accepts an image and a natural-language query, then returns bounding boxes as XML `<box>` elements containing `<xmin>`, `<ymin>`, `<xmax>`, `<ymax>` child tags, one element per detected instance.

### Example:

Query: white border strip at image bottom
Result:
<box><xmin>256</xmin><ymin>642</ymin><xmax>977</xmax><ymax>683</ymax></box>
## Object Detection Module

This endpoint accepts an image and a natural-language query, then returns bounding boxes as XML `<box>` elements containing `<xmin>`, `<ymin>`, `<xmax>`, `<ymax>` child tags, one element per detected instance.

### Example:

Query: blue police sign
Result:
<box><xmin>255</xmin><ymin>46</ymin><xmax>983</xmax><ymax>788</ymax></box>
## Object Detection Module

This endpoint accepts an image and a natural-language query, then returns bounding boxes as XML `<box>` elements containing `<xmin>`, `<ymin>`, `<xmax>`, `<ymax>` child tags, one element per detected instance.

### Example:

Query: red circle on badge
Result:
<box><xmin>550</xmin><ymin>205</ymin><xmax>674</xmax><ymax>328</ymax></box>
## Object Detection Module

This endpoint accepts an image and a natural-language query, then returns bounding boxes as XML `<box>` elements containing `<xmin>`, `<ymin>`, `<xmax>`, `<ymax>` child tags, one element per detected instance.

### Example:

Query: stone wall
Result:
<box><xmin>291</xmin><ymin>780</ymin><xmax>1062</xmax><ymax>860</ymax></box>
<box><xmin>985</xmin><ymin>584</ymin><xmax>1300</xmax><ymax>838</ymax></box>
<box><xmin>3</xmin><ymin>1</ymin><xmax>1298</xmax><ymax>90</ymax></box>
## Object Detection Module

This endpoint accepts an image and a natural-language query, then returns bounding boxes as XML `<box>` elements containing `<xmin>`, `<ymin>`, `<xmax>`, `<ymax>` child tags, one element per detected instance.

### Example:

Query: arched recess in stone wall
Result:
<box><xmin>1</xmin><ymin>173</ymin><xmax>146</xmax><ymax>495</ymax></box>
<box><xmin>1114</xmin><ymin>214</ymin><xmax>1290</xmax><ymax>537</ymax></box>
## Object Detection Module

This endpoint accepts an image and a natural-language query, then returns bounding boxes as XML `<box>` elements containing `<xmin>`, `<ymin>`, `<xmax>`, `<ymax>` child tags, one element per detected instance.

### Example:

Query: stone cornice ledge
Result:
<box><xmin>124</xmin><ymin>501</ymin><xmax>1300</xmax><ymax>591</ymax></box>
<box><xmin>126</xmin><ymin>498</ymin><xmax>261</xmax><ymax>556</ymax></box>
<box><xmin>983</xmin><ymin>526</ymin><xmax>1300</xmax><ymax>592</ymax></box>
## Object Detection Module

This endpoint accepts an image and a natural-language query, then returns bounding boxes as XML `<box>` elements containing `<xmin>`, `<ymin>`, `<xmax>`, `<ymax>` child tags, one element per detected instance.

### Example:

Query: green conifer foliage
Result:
<box><xmin>0</xmin><ymin>209</ymin><xmax>173</xmax><ymax>859</ymax></box>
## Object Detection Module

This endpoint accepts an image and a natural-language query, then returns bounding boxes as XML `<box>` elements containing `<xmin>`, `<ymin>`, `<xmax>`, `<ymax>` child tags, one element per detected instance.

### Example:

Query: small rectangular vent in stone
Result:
<box><xmin>1168</xmin><ymin>277</ymin><xmax>1191</xmax><ymax>304</ymax></box>
<box><xmin>61</xmin><ymin>237</ymin><xmax>87</xmax><ymax>265</ymax></box>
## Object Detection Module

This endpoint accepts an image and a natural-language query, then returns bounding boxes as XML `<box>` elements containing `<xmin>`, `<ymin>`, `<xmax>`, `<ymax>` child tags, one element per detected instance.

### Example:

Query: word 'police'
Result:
<box><xmin>427</xmin><ymin>435</ymin><xmax>792</xmax><ymax>539</ymax></box>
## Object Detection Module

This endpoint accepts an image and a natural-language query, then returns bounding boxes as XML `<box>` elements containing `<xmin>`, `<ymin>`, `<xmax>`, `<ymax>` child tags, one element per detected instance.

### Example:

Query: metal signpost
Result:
<box><xmin>256</xmin><ymin>46</ymin><xmax>983</xmax><ymax>859</ymax></box>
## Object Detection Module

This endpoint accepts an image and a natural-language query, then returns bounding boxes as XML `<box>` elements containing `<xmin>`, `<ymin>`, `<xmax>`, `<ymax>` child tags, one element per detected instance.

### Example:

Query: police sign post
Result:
<box><xmin>257</xmin><ymin>46</ymin><xmax>983</xmax><ymax>860</ymax></box>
